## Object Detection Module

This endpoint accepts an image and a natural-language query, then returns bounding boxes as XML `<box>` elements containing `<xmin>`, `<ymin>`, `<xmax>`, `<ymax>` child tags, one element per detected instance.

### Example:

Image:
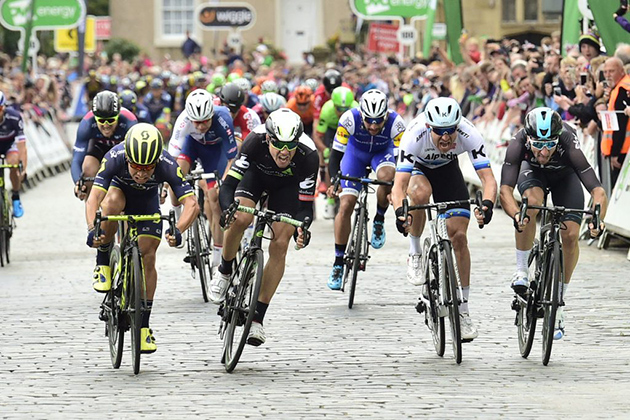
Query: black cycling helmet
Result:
<box><xmin>219</xmin><ymin>82</ymin><xmax>245</xmax><ymax>113</ymax></box>
<box><xmin>524</xmin><ymin>107</ymin><xmax>563</xmax><ymax>140</ymax></box>
<box><xmin>323</xmin><ymin>69</ymin><xmax>342</xmax><ymax>94</ymax></box>
<box><xmin>92</xmin><ymin>90</ymin><xmax>120</xmax><ymax>118</ymax></box>
<box><xmin>119</xmin><ymin>89</ymin><xmax>137</xmax><ymax>112</ymax></box>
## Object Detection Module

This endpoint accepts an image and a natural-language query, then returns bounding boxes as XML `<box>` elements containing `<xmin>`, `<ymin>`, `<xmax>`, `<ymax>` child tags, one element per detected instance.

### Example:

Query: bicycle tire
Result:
<box><xmin>348</xmin><ymin>206</ymin><xmax>366</xmax><ymax>309</ymax></box>
<box><xmin>223</xmin><ymin>248</ymin><xmax>264</xmax><ymax>372</ymax></box>
<box><xmin>192</xmin><ymin>218</ymin><xmax>210</xmax><ymax>302</ymax></box>
<box><xmin>0</xmin><ymin>228</ymin><xmax>5</xmax><ymax>267</ymax></box>
<box><xmin>341</xmin><ymin>211</ymin><xmax>358</xmax><ymax>293</ymax></box>
<box><xmin>107</xmin><ymin>245</ymin><xmax>124</xmax><ymax>369</ymax></box>
<box><xmin>129</xmin><ymin>246</ymin><xmax>143</xmax><ymax>375</ymax></box>
<box><xmin>0</xmin><ymin>193</ymin><xmax>5</xmax><ymax>267</ymax></box>
<box><xmin>442</xmin><ymin>241</ymin><xmax>462</xmax><ymax>364</ymax></box>
<box><xmin>542</xmin><ymin>242</ymin><xmax>562</xmax><ymax>366</ymax></box>
<box><xmin>423</xmin><ymin>238</ymin><xmax>445</xmax><ymax>357</ymax></box>
<box><xmin>517</xmin><ymin>245</ymin><xmax>539</xmax><ymax>359</ymax></box>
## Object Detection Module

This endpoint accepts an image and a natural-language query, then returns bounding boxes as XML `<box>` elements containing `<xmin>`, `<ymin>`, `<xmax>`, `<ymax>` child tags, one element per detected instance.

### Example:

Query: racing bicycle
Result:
<box><xmin>0</xmin><ymin>155</ymin><xmax>21</xmax><ymax>267</ymax></box>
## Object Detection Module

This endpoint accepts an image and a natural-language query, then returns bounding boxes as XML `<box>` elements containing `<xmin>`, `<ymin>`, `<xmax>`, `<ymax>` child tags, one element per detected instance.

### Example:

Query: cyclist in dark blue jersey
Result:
<box><xmin>0</xmin><ymin>91</ymin><xmax>27</xmax><ymax>217</ymax></box>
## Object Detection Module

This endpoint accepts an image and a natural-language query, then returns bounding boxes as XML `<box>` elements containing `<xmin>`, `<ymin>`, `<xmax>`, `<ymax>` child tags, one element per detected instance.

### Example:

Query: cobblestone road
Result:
<box><xmin>1</xmin><ymin>174</ymin><xmax>629</xmax><ymax>419</ymax></box>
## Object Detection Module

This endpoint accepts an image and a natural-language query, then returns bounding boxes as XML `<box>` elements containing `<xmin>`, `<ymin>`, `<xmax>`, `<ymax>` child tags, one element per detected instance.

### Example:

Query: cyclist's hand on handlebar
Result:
<box><xmin>474</xmin><ymin>200</ymin><xmax>494</xmax><ymax>226</ymax></box>
<box><xmin>395</xmin><ymin>206</ymin><xmax>411</xmax><ymax>237</ymax></box>
<box><xmin>74</xmin><ymin>180</ymin><xmax>88</xmax><ymax>201</ymax></box>
<box><xmin>165</xmin><ymin>227</ymin><xmax>182</xmax><ymax>247</ymax></box>
<box><xmin>588</xmin><ymin>220</ymin><xmax>605</xmax><ymax>238</ymax></box>
<box><xmin>86</xmin><ymin>228</ymin><xmax>105</xmax><ymax>248</ymax></box>
<box><xmin>513</xmin><ymin>212</ymin><xmax>531</xmax><ymax>232</ymax></box>
<box><xmin>295</xmin><ymin>227</ymin><xmax>311</xmax><ymax>249</ymax></box>
<box><xmin>160</xmin><ymin>186</ymin><xmax>168</xmax><ymax>205</ymax></box>
<box><xmin>326</xmin><ymin>183</ymin><xmax>340</xmax><ymax>198</ymax></box>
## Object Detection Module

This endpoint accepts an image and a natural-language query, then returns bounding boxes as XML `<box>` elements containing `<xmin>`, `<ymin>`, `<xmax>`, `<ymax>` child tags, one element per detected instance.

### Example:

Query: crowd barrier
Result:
<box><xmin>461</xmin><ymin>117</ymin><xmax>630</xmax><ymax>259</ymax></box>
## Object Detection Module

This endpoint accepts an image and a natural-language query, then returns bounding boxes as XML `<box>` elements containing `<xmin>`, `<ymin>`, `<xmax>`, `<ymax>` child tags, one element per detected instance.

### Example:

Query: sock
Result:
<box><xmin>374</xmin><ymin>205</ymin><xmax>388</xmax><ymax>222</ymax></box>
<box><xmin>516</xmin><ymin>249</ymin><xmax>531</xmax><ymax>272</ymax></box>
<box><xmin>334</xmin><ymin>243</ymin><xmax>346</xmax><ymax>266</ymax></box>
<box><xmin>409</xmin><ymin>234</ymin><xmax>422</xmax><ymax>256</ymax></box>
<box><xmin>212</xmin><ymin>245</ymin><xmax>222</xmax><ymax>267</ymax></box>
<box><xmin>253</xmin><ymin>301</ymin><xmax>269</xmax><ymax>324</ymax></box>
<box><xmin>12</xmin><ymin>191</ymin><xmax>19</xmax><ymax>200</ymax></box>
<box><xmin>219</xmin><ymin>256</ymin><xmax>234</xmax><ymax>275</ymax></box>
<box><xmin>561</xmin><ymin>282</ymin><xmax>569</xmax><ymax>298</ymax></box>
<box><xmin>460</xmin><ymin>286</ymin><xmax>470</xmax><ymax>314</ymax></box>
<box><xmin>173</xmin><ymin>204</ymin><xmax>182</xmax><ymax>220</ymax></box>
<box><xmin>96</xmin><ymin>243</ymin><xmax>112</xmax><ymax>265</ymax></box>
<box><xmin>141</xmin><ymin>300</ymin><xmax>153</xmax><ymax>328</ymax></box>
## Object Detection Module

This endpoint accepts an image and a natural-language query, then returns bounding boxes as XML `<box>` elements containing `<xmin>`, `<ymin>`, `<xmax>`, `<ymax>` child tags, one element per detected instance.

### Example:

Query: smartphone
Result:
<box><xmin>599</xmin><ymin>71</ymin><xmax>605</xmax><ymax>82</ymax></box>
<box><xmin>552</xmin><ymin>82</ymin><xmax>561</xmax><ymax>96</ymax></box>
<box><xmin>580</xmin><ymin>73</ymin><xmax>588</xmax><ymax>85</ymax></box>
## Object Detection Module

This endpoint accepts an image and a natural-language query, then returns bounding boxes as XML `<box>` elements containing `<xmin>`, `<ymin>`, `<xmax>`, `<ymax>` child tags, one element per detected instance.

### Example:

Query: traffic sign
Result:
<box><xmin>227</xmin><ymin>31</ymin><xmax>243</xmax><ymax>49</ymax></box>
<box><xmin>0</xmin><ymin>0</ymin><xmax>85</xmax><ymax>31</ymax></box>
<box><xmin>17</xmin><ymin>32</ymin><xmax>39</xmax><ymax>56</ymax></box>
<box><xmin>54</xmin><ymin>15</ymin><xmax>95</xmax><ymax>53</ymax></box>
<box><xmin>397</xmin><ymin>25</ymin><xmax>417</xmax><ymax>46</ymax></box>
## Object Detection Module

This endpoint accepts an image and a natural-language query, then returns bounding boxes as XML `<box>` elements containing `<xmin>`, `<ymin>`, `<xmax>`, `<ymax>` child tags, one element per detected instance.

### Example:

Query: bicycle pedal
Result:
<box><xmin>183</xmin><ymin>255</ymin><xmax>192</xmax><ymax>264</ymax></box>
<box><xmin>415</xmin><ymin>300</ymin><xmax>426</xmax><ymax>314</ymax></box>
<box><xmin>511</xmin><ymin>298</ymin><xmax>520</xmax><ymax>312</ymax></box>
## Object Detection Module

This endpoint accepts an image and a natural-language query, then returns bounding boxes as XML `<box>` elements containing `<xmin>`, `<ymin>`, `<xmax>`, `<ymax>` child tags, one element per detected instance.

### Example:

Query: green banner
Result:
<box><xmin>561</xmin><ymin>0</ymin><xmax>581</xmax><ymax>56</ymax></box>
<box><xmin>0</xmin><ymin>0</ymin><xmax>85</xmax><ymax>31</ymax></box>
<box><xmin>422</xmin><ymin>0</ymin><xmax>437</xmax><ymax>58</ymax></box>
<box><xmin>350</xmin><ymin>0</ymin><xmax>431</xmax><ymax>19</ymax></box>
<box><xmin>588</xmin><ymin>0</ymin><xmax>630</xmax><ymax>55</ymax></box>
<box><xmin>443</xmin><ymin>0</ymin><xmax>463</xmax><ymax>65</ymax></box>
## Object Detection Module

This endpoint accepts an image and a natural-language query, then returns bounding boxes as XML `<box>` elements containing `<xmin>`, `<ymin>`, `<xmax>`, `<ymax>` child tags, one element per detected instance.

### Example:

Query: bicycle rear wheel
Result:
<box><xmin>542</xmin><ymin>243</ymin><xmax>563</xmax><ymax>366</ymax></box>
<box><xmin>129</xmin><ymin>247</ymin><xmax>143</xmax><ymax>375</ymax></box>
<box><xmin>517</xmin><ymin>245</ymin><xmax>539</xmax><ymax>358</ymax></box>
<box><xmin>442</xmin><ymin>241</ymin><xmax>462</xmax><ymax>364</ymax></box>
<box><xmin>107</xmin><ymin>245</ymin><xmax>125</xmax><ymax>369</ymax></box>
<box><xmin>0</xmin><ymin>193</ymin><xmax>5</xmax><ymax>267</ymax></box>
<box><xmin>222</xmin><ymin>248</ymin><xmax>264</xmax><ymax>372</ymax></box>
<box><xmin>192</xmin><ymin>218</ymin><xmax>213</xmax><ymax>302</ymax></box>
<box><xmin>348</xmin><ymin>206</ymin><xmax>366</xmax><ymax>309</ymax></box>
<box><xmin>423</xmin><ymin>238</ymin><xmax>445</xmax><ymax>357</ymax></box>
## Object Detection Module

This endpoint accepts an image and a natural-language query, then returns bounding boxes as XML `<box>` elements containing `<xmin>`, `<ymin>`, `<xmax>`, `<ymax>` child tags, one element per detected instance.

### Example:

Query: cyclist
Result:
<box><xmin>286</xmin><ymin>85</ymin><xmax>316</xmax><ymax>137</ymax></box>
<box><xmin>252</xmin><ymin>92</ymin><xmax>286</xmax><ymax>123</ymax></box>
<box><xmin>217</xmin><ymin>83</ymin><xmax>261</xmax><ymax>144</ymax></box>
<box><xmin>234</xmin><ymin>77</ymin><xmax>259</xmax><ymax>108</ymax></box>
<box><xmin>72</xmin><ymin>90</ymin><xmax>137</xmax><ymax>200</ymax></box>
<box><xmin>313</xmin><ymin>69</ymin><xmax>344</xmax><ymax>118</ymax></box>
<box><xmin>168</xmin><ymin>89</ymin><xmax>238</xmax><ymax>266</ymax></box>
<box><xmin>326</xmin><ymin>89</ymin><xmax>405</xmax><ymax>290</ymax></box>
<box><xmin>0</xmin><ymin>91</ymin><xmax>27</xmax><ymax>217</ymax></box>
<box><xmin>314</xmin><ymin>86</ymin><xmax>359</xmax><ymax>217</ymax></box>
<box><xmin>390</xmin><ymin>97</ymin><xmax>497</xmax><ymax>342</ymax></box>
<box><xmin>119</xmin><ymin>89</ymin><xmax>152</xmax><ymax>124</ymax></box>
<box><xmin>214</xmin><ymin>109</ymin><xmax>318</xmax><ymax>346</ymax></box>
<box><xmin>500</xmin><ymin>107</ymin><xmax>607</xmax><ymax>340</ymax></box>
<box><xmin>86</xmin><ymin>123</ymin><xmax>199</xmax><ymax>353</ymax></box>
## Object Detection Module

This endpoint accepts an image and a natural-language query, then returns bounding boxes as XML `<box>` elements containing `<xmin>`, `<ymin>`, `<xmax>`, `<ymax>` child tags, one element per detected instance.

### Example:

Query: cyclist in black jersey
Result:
<box><xmin>215</xmin><ymin>109</ymin><xmax>318</xmax><ymax>346</ymax></box>
<box><xmin>500</xmin><ymin>107</ymin><xmax>607</xmax><ymax>340</ymax></box>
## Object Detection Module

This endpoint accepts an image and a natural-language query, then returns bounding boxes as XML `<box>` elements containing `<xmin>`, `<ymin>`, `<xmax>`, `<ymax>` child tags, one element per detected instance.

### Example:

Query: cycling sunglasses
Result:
<box><xmin>128</xmin><ymin>160</ymin><xmax>156</xmax><ymax>172</ymax></box>
<box><xmin>269</xmin><ymin>138</ymin><xmax>299</xmax><ymax>151</ymax></box>
<box><xmin>95</xmin><ymin>115</ymin><xmax>119</xmax><ymax>125</ymax></box>
<box><xmin>192</xmin><ymin>118</ymin><xmax>211</xmax><ymax>124</ymax></box>
<box><xmin>363</xmin><ymin>116</ymin><xmax>385</xmax><ymax>125</ymax></box>
<box><xmin>335</xmin><ymin>106</ymin><xmax>350</xmax><ymax>113</ymax></box>
<box><xmin>432</xmin><ymin>125</ymin><xmax>458</xmax><ymax>136</ymax></box>
<box><xmin>529</xmin><ymin>138</ymin><xmax>559</xmax><ymax>149</ymax></box>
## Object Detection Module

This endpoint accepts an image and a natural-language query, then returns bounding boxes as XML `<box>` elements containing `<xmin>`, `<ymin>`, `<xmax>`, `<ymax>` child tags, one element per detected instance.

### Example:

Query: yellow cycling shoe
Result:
<box><xmin>92</xmin><ymin>265</ymin><xmax>111</xmax><ymax>293</ymax></box>
<box><xmin>141</xmin><ymin>328</ymin><xmax>157</xmax><ymax>354</ymax></box>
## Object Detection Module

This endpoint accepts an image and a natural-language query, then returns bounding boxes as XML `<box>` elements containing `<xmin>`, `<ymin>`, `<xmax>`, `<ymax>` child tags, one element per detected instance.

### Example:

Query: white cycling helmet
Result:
<box><xmin>233</xmin><ymin>77</ymin><xmax>252</xmax><ymax>93</ymax></box>
<box><xmin>261</xmin><ymin>80</ymin><xmax>278</xmax><ymax>94</ymax></box>
<box><xmin>259</xmin><ymin>92</ymin><xmax>286</xmax><ymax>113</ymax></box>
<box><xmin>265</xmin><ymin>108</ymin><xmax>304</xmax><ymax>143</ymax></box>
<box><xmin>360</xmin><ymin>89</ymin><xmax>388</xmax><ymax>122</ymax></box>
<box><xmin>185</xmin><ymin>89</ymin><xmax>214</xmax><ymax>121</ymax></box>
<box><xmin>424</xmin><ymin>97</ymin><xmax>462</xmax><ymax>128</ymax></box>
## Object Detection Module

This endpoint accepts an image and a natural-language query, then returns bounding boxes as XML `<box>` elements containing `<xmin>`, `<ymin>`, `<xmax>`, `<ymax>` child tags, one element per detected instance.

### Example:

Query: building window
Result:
<box><xmin>502</xmin><ymin>0</ymin><xmax>516</xmax><ymax>22</ymax></box>
<box><xmin>524</xmin><ymin>0</ymin><xmax>538</xmax><ymax>21</ymax></box>
<box><xmin>163</xmin><ymin>0</ymin><xmax>195</xmax><ymax>36</ymax></box>
<box><xmin>542</xmin><ymin>0</ymin><xmax>562</xmax><ymax>21</ymax></box>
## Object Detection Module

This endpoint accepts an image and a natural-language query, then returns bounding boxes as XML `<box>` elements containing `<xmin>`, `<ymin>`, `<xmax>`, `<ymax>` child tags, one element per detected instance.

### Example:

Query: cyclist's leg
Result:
<box><xmin>199</xmin><ymin>148</ymin><xmax>228</xmax><ymax>261</ymax></box>
<box><xmin>82</xmin><ymin>140</ymin><xmax>109</xmax><ymax>197</ymax></box>
<box><xmin>407</xmin><ymin>168</ymin><xmax>432</xmax><ymax>251</ymax></box>
<box><xmin>372</xmin><ymin>150</ymin><xmax>395</xmax><ymax>247</ymax></box>
<box><xmin>92</xmin><ymin>185</ymin><xmax>126</xmax><ymax>291</ymax></box>
<box><xmin>6</xmin><ymin>146</ymin><xmax>21</xmax><ymax>193</ymax></box>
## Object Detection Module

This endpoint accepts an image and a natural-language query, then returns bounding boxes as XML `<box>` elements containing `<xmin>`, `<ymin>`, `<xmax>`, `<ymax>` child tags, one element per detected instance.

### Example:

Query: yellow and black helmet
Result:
<box><xmin>124</xmin><ymin>123</ymin><xmax>163</xmax><ymax>166</ymax></box>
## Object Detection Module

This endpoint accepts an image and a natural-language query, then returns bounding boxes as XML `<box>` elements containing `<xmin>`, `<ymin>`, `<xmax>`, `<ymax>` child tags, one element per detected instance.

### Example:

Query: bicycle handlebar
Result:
<box><xmin>222</xmin><ymin>199</ymin><xmax>312</xmax><ymax>231</ymax></box>
<box><xmin>519</xmin><ymin>197</ymin><xmax>598</xmax><ymax>218</ymax></box>
<box><xmin>333</xmin><ymin>171</ymin><xmax>393</xmax><ymax>189</ymax></box>
<box><xmin>94</xmin><ymin>209</ymin><xmax>176</xmax><ymax>239</ymax></box>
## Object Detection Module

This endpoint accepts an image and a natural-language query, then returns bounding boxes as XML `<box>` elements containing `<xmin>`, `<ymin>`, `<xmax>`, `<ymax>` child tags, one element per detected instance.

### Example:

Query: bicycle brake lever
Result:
<box><xmin>94</xmin><ymin>210</ymin><xmax>102</xmax><ymax>237</ymax></box>
<box><xmin>475</xmin><ymin>190</ymin><xmax>484</xmax><ymax>230</ymax></box>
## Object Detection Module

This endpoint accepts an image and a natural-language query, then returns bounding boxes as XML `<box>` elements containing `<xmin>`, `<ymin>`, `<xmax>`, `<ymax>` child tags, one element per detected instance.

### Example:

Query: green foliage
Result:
<box><xmin>87</xmin><ymin>0</ymin><xmax>109</xmax><ymax>16</ymax></box>
<box><xmin>105</xmin><ymin>38</ymin><xmax>140</xmax><ymax>62</ymax></box>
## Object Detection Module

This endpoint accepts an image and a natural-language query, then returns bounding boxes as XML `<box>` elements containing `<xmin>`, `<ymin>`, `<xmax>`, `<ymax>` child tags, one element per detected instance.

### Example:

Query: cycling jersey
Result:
<box><xmin>71</xmin><ymin>108</ymin><xmax>137</xmax><ymax>182</ymax></box>
<box><xmin>501</xmin><ymin>122</ymin><xmax>601</xmax><ymax>192</ymax></box>
<box><xmin>313</xmin><ymin>83</ymin><xmax>352</xmax><ymax>119</ymax></box>
<box><xmin>220</xmin><ymin>124</ymin><xmax>319</xmax><ymax>220</ymax></box>
<box><xmin>333</xmin><ymin>108</ymin><xmax>405</xmax><ymax>154</ymax></box>
<box><xmin>144</xmin><ymin>91</ymin><xmax>172</xmax><ymax>122</ymax></box>
<box><xmin>286</xmin><ymin>98</ymin><xmax>316</xmax><ymax>125</ymax></box>
<box><xmin>167</xmin><ymin>106</ymin><xmax>236</xmax><ymax>158</ymax></box>
<box><xmin>0</xmin><ymin>108</ymin><xmax>26</xmax><ymax>155</ymax></box>
<box><xmin>135</xmin><ymin>103</ymin><xmax>153</xmax><ymax>124</ymax></box>
<box><xmin>231</xmin><ymin>105</ymin><xmax>261</xmax><ymax>142</ymax></box>
<box><xmin>315</xmin><ymin>99</ymin><xmax>359</xmax><ymax>134</ymax></box>
<box><xmin>397</xmin><ymin>114</ymin><xmax>490</xmax><ymax>173</ymax></box>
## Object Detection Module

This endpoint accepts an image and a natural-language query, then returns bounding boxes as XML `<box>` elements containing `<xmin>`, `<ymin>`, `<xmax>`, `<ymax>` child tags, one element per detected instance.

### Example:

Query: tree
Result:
<box><xmin>87</xmin><ymin>0</ymin><xmax>109</xmax><ymax>16</ymax></box>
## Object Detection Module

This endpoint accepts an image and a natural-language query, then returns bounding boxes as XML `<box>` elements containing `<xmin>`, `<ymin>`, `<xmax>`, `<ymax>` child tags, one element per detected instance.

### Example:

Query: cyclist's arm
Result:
<box><xmin>296</xmin><ymin>151</ymin><xmax>319</xmax><ymax>223</ymax></box>
<box><xmin>177</xmin><ymin>194</ymin><xmax>199</xmax><ymax>232</ymax></box>
<box><xmin>71</xmin><ymin>118</ymin><xmax>92</xmax><ymax>183</ymax></box>
<box><xmin>85</xmin><ymin>187</ymin><xmax>106</xmax><ymax>229</ymax></box>
<box><xmin>391</xmin><ymin>170</ymin><xmax>411</xmax><ymax>210</ymax></box>
<box><xmin>219</xmin><ymin>173</ymin><xmax>238</xmax><ymax>211</ymax></box>
<box><xmin>499</xmin><ymin>133</ymin><xmax>526</xmax><ymax>220</ymax></box>
<box><xmin>476</xmin><ymin>167</ymin><xmax>497</xmax><ymax>203</ymax></box>
<box><xmin>328</xmin><ymin>115</ymin><xmax>353</xmax><ymax>178</ymax></box>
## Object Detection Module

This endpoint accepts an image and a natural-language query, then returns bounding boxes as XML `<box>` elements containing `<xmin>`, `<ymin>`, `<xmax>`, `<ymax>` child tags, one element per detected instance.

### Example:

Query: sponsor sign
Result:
<box><xmin>196</xmin><ymin>2</ymin><xmax>255</xmax><ymax>30</ymax></box>
<box><xmin>366</xmin><ymin>22</ymin><xmax>399</xmax><ymax>53</ymax></box>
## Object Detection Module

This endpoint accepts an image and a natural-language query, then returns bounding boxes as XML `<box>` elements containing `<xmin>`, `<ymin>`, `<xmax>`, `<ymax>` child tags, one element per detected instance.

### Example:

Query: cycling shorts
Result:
<box><xmin>412</xmin><ymin>158</ymin><xmax>471</xmax><ymax>217</ymax></box>
<box><xmin>0</xmin><ymin>141</ymin><xmax>18</xmax><ymax>155</ymax></box>
<box><xmin>340</xmin><ymin>142</ymin><xmax>395</xmax><ymax>196</ymax></box>
<box><xmin>87</xmin><ymin>139</ymin><xmax>115</xmax><ymax>161</ymax></box>
<box><xmin>234</xmin><ymin>166</ymin><xmax>300</xmax><ymax>218</ymax></box>
<box><xmin>179</xmin><ymin>138</ymin><xmax>228</xmax><ymax>180</ymax></box>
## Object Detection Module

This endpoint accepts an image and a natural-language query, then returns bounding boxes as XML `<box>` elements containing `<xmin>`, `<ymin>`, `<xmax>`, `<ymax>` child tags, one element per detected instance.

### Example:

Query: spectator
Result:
<box><xmin>602</xmin><ymin>57</ymin><xmax>630</xmax><ymax>185</ymax></box>
<box><xmin>578</xmin><ymin>32</ymin><xmax>602</xmax><ymax>63</ymax></box>
<box><xmin>182</xmin><ymin>30</ymin><xmax>201</xmax><ymax>59</ymax></box>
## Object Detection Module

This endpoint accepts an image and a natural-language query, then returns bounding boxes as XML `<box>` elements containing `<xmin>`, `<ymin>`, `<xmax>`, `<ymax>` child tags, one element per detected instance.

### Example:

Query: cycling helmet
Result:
<box><xmin>211</xmin><ymin>73</ymin><xmax>225</xmax><ymax>87</ymax></box>
<box><xmin>124</xmin><ymin>123</ymin><xmax>163</xmax><ymax>166</ymax></box>
<box><xmin>304</xmin><ymin>78</ymin><xmax>319</xmax><ymax>92</ymax></box>
<box><xmin>524</xmin><ymin>107</ymin><xmax>563</xmax><ymax>140</ymax></box>
<box><xmin>294</xmin><ymin>85</ymin><xmax>313</xmax><ymax>104</ymax></box>
<box><xmin>265</xmin><ymin>108</ymin><xmax>304</xmax><ymax>143</ymax></box>
<box><xmin>359</xmin><ymin>89</ymin><xmax>388</xmax><ymax>121</ymax></box>
<box><xmin>233</xmin><ymin>77</ymin><xmax>252</xmax><ymax>93</ymax></box>
<box><xmin>150</xmin><ymin>78</ymin><xmax>164</xmax><ymax>89</ymax></box>
<box><xmin>92</xmin><ymin>90</ymin><xmax>120</xmax><ymax>118</ymax></box>
<box><xmin>185</xmin><ymin>89</ymin><xmax>214</xmax><ymax>121</ymax></box>
<box><xmin>261</xmin><ymin>79</ymin><xmax>278</xmax><ymax>94</ymax></box>
<box><xmin>160</xmin><ymin>70</ymin><xmax>172</xmax><ymax>81</ymax></box>
<box><xmin>259</xmin><ymin>92</ymin><xmax>286</xmax><ymax>113</ymax></box>
<box><xmin>424</xmin><ymin>97</ymin><xmax>462</xmax><ymax>128</ymax></box>
<box><xmin>0</xmin><ymin>91</ymin><xmax>5</xmax><ymax>106</ymax></box>
<box><xmin>227</xmin><ymin>72</ymin><xmax>241</xmax><ymax>83</ymax></box>
<box><xmin>278</xmin><ymin>83</ymin><xmax>289</xmax><ymax>99</ymax></box>
<box><xmin>331</xmin><ymin>86</ymin><xmax>354</xmax><ymax>109</ymax></box>
<box><xmin>219</xmin><ymin>83</ymin><xmax>245</xmax><ymax>112</ymax></box>
<box><xmin>119</xmin><ymin>89</ymin><xmax>138</xmax><ymax>112</ymax></box>
<box><xmin>323</xmin><ymin>69</ymin><xmax>342</xmax><ymax>93</ymax></box>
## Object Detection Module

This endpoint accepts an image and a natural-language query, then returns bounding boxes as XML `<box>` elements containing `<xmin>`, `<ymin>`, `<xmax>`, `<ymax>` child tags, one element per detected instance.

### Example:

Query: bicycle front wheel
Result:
<box><xmin>107</xmin><ymin>245</ymin><xmax>124</xmax><ymax>369</ymax></box>
<box><xmin>517</xmin><ymin>246</ymin><xmax>539</xmax><ymax>358</ymax></box>
<box><xmin>423</xmin><ymin>238</ymin><xmax>445</xmax><ymax>357</ymax></box>
<box><xmin>192</xmin><ymin>218</ymin><xmax>213</xmax><ymax>302</ymax></box>
<box><xmin>442</xmin><ymin>241</ymin><xmax>462</xmax><ymax>364</ymax></box>
<box><xmin>348</xmin><ymin>206</ymin><xmax>366</xmax><ymax>309</ymax></box>
<box><xmin>0</xmin><ymin>193</ymin><xmax>5</xmax><ymax>267</ymax></box>
<box><xmin>542</xmin><ymin>243</ymin><xmax>563</xmax><ymax>366</ymax></box>
<box><xmin>129</xmin><ymin>246</ymin><xmax>143</xmax><ymax>375</ymax></box>
<box><xmin>223</xmin><ymin>248</ymin><xmax>264</xmax><ymax>372</ymax></box>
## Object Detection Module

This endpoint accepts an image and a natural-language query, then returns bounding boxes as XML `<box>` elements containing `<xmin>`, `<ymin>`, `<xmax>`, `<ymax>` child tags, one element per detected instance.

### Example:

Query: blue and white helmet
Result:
<box><xmin>424</xmin><ymin>97</ymin><xmax>462</xmax><ymax>128</ymax></box>
<box><xmin>259</xmin><ymin>92</ymin><xmax>286</xmax><ymax>113</ymax></box>
<box><xmin>360</xmin><ymin>89</ymin><xmax>388</xmax><ymax>122</ymax></box>
<box><xmin>524</xmin><ymin>107</ymin><xmax>563</xmax><ymax>140</ymax></box>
